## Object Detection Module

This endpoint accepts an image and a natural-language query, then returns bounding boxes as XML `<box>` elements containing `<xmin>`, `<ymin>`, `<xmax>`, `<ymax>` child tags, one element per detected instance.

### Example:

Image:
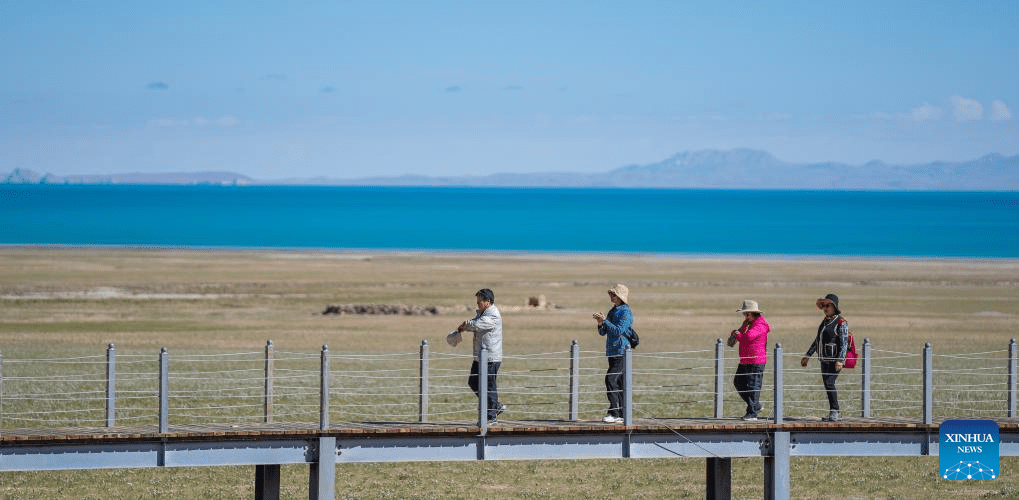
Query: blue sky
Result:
<box><xmin>3</xmin><ymin>0</ymin><xmax>1017</xmax><ymax>179</ymax></box>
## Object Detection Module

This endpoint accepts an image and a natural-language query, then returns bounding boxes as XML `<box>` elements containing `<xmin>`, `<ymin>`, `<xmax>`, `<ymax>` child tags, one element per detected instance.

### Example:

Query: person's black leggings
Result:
<box><xmin>605</xmin><ymin>355</ymin><xmax>625</xmax><ymax>418</ymax></box>
<box><xmin>820</xmin><ymin>361</ymin><xmax>840</xmax><ymax>411</ymax></box>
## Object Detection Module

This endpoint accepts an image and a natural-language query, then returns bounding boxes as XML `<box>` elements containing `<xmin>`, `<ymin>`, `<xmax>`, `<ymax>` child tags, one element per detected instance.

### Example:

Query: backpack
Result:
<box><xmin>844</xmin><ymin>330</ymin><xmax>858</xmax><ymax>369</ymax></box>
<box><xmin>625</xmin><ymin>327</ymin><xmax>640</xmax><ymax>349</ymax></box>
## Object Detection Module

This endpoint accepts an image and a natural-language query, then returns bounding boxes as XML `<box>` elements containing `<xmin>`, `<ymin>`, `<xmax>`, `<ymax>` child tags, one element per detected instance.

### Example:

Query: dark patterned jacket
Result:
<box><xmin>804</xmin><ymin>315</ymin><xmax>849</xmax><ymax>363</ymax></box>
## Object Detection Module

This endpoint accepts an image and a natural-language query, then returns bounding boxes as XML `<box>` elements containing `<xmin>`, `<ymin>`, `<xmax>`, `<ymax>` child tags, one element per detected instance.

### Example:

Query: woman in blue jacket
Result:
<box><xmin>593</xmin><ymin>284</ymin><xmax>633</xmax><ymax>424</ymax></box>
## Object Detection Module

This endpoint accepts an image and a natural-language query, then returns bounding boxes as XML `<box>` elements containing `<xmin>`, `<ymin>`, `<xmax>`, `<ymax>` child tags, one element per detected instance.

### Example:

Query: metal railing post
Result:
<box><xmin>264</xmin><ymin>340</ymin><xmax>274</xmax><ymax>424</ymax></box>
<box><xmin>923</xmin><ymin>342</ymin><xmax>933</xmax><ymax>425</ymax></box>
<box><xmin>320</xmin><ymin>345</ymin><xmax>330</xmax><ymax>430</ymax></box>
<box><xmin>159</xmin><ymin>347</ymin><xmax>168</xmax><ymax>434</ymax></box>
<box><xmin>1009</xmin><ymin>338</ymin><xmax>1017</xmax><ymax>418</ymax></box>
<box><xmin>714</xmin><ymin>338</ymin><xmax>724</xmax><ymax>418</ymax></box>
<box><xmin>861</xmin><ymin>338</ymin><xmax>871</xmax><ymax>418</ymax></box>
<box><xmin>479</xmin><ymin>347</ymin><xmax>489</xmax><ymax>433</ymax></box>
<box><xmin>106</xmin><ymin>344</ymin><xmax>116</xmax><ymax>427</ymax></box>
<box><xmin>419</xmin><ymin>340</ymin><xmax>429</xmax><ymax>423</ymax></box>
<box><xmin>624</xmin><ymin>345</ymin><xmax>633</xmax><ymax>425</ymax></box>
<box><xmin>569</xmin><ymin>340</ymin><xmax>579</xmax><ymax>421</ymax></box>
<box><xmin>773</xmin><ymin>343</ymin><xmax>783</xmax><ymax>424</ymax></box>
<box><xmin>0</xmin><ymin>350</ymin><xmax>4</xmax><ymax>425</ymax></box>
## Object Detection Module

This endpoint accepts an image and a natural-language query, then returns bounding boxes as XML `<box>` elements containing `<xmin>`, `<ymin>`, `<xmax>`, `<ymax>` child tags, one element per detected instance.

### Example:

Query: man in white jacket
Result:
<box><xmin>457</xmin><ymin>288</ymin><xmax>505</xmax><ymax>424</ymax></box>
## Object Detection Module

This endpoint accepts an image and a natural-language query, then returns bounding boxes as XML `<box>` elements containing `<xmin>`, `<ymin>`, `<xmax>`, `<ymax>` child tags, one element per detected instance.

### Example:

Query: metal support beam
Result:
<box><xmin>789</xmin><ymin>431</ymin><xmax>939</xmax><ymax>456</ymax></box>
<box><xmin>764</xmin><ymin>431</ymin><xmax>790</xmax><ymax>500</ymax></box>
<box><xmin>0</xmin><ymin>438</ymin><xmax>313</xmax><ymax>471</ymax></box>
<box><xmin>255</xmin><ymin>464</ymin><xmax>281</xmax><ymax>500</ymax></box>
<box><xmin>309</xmin><ymin>437</ymin><xmax>336</xmax><ymax>500</ymax></box>
<box><xmin>706</xmin><ymin>457</ymin><xmax>732</xmax><ymax>500</ymax></box>
<box><xmin>14</xmin><ymin>426</ymin><xmax>1012</xmax><ymax>473</ymax></box>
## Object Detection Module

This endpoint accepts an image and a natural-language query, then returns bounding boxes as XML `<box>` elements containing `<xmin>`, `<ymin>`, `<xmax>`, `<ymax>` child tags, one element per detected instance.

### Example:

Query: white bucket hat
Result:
<box><xmin>736</xmin><ymin>299</ymin><xmax>763</xmax><ymax>314</ymax></box>
<box><xmin>608</xmin><ymin>284</ymin><xmax>629</xmax><ymax>304</ymax></box>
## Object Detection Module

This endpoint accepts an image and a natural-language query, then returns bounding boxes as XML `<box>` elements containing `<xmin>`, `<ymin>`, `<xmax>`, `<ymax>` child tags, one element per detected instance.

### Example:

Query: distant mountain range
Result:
<box><xmin>3</xmin><ymin>149</ymin><xmax>1018</xmax><ymax>190</ymax></box>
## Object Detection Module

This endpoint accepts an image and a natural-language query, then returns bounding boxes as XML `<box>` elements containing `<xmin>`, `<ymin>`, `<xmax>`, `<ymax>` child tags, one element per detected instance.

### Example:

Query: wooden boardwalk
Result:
<box><xmin>4</xmin><ymin>415</ymin><xmax>1017</xmax><ymax>444</ymax></box>
<box><xmin>4</xmin><ymin>416</ymin><xmax>1018</xmax><ymax>499</ymax></box>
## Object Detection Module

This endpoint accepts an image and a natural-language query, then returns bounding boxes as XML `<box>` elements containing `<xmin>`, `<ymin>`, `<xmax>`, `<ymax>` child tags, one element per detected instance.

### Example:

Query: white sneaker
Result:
<box><xmin>602</xmin><ymin>415</ymin><xmax>623</xmax><ymax>423</ymax></box>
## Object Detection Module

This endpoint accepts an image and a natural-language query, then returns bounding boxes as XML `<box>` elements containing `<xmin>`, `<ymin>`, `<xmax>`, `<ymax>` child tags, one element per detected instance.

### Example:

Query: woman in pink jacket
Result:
<box><xmin>728</xmin><ymin>300</ymin><xmax>770</xmax><ymax>421</ymax></box>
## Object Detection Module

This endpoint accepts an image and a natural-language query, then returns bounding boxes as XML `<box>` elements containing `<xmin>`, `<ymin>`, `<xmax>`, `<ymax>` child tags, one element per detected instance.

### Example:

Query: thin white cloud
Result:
<box><xmin>990</xmin><ymin>100</ymin><xmax>1013</xmax><ymax>121</ymax></box>
<box><xmin>147</xmin><ymin>117</ymin><xmax>190</xmax><ymax>128</ymax></box>
<box><xmin>909</xmin><ymin>102</ymin><xmax>942</xmax><ymax>121</ymax></box>
<box><xmin>949</xmin><ymin>95</ymin><xmax>983</xmax><ymax>122</ymax></box>
<box><xmin>147</xmin><ymin>115</ymin><xmax>241</xmax><ymax>128</ymax></box>
<box><xmin>860</xmin><ymin>111</ymin><xmax>894</xmax><ymax>121</ymax></box>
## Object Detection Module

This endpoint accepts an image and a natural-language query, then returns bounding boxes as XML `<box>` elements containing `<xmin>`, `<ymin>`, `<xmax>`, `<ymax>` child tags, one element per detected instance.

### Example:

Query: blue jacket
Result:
<box><xmin>598</xmin><ymin>303</ymin><xmax>633</xmax><ymax>356</ymax></box>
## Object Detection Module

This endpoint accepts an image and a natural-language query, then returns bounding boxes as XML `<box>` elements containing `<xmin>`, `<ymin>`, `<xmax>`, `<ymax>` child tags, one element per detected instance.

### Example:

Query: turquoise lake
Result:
<box><xmin>1</xmin><ymin>185</ymin><xmax>1016</xmax><ymax>258</ymax></box>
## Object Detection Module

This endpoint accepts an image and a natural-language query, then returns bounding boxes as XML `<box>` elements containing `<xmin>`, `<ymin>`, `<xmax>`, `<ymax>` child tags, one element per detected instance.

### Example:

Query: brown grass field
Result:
<box><xmin>1</xmin><ymin>247</ymin><xmax>1018</xmax><ymax>498</ymax></box>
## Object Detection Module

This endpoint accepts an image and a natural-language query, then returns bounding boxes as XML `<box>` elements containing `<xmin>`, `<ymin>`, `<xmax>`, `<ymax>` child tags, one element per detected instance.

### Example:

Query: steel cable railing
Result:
<box><xmin>1</xmin><ymin>338</ymin><xmax>1016</xmax><ymax>429</ymax></box>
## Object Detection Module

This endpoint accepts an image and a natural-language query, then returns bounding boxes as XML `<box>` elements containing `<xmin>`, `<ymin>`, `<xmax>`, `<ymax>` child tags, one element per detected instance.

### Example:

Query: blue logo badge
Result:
<box><xmin>939</xmin><ymin>420</ymin><xmax>998</xmax><ymax>480</ymax></box>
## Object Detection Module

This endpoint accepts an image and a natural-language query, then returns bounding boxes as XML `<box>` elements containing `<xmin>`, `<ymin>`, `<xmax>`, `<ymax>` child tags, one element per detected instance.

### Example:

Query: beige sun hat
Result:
<box><xmin>736</xmin><ymin>299</ymin><xmax>763</xmax><ymax>314</ymax></box>
<box><xmin>608</xmin><ymin>284</ymin><xmax>629</xmax><ymax>304</ymax></box>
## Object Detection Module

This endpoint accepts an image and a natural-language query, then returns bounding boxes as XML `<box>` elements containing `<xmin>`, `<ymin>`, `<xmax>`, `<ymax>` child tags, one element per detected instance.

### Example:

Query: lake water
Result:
<box><xmin>1</xmin><ymin>185</ymin><xmax>1016</xmax><ymax>258</ymax></box>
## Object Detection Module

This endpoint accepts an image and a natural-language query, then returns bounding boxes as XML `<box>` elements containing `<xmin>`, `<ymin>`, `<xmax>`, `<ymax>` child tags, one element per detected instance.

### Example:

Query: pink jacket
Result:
<box><xmin>734</xmin><ymin>315</ymin><xmax>770</xmax><ymax>365</ymax></box>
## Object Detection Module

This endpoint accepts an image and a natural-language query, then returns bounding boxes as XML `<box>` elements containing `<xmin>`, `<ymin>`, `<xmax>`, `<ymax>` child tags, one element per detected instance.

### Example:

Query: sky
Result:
<box><xmin>2</xmin><ymin>0</ymin><xmax>1017</xmax><ymax>180</ymax></box>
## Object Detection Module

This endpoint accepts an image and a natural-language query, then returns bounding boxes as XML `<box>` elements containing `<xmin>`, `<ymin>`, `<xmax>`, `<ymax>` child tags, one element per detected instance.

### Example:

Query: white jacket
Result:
<box><xmin>465</xmin><ymin>305</ymin><xmax>503</xmax><ymax>362</ymax></box>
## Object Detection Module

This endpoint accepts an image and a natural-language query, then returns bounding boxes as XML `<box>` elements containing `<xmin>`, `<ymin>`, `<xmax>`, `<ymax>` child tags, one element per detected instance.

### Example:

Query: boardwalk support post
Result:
<box><xmin>923</xmin><ymin>342</ymin><xmax>933</xmax><ymax>425</ymax></box>
<box><xmin>706</xmin><ymin>457</ymin><xmax>732</xmax><ymax>500</ymax></box>
<box><xmin>419</xmin><ymin>340</ymin><xmax>429</xmax><ymax>423</ymax></box>
<box><xmin>264</xmin><ymin>340</ymin><xmax>274</xmax><ymax>424</ymax></box>
<box><xmin>309</xmin><ymin>436</ymin><xmax>336</xmax><ymax>500</ymax></box>
<box><xmin>309</xmin><ymin>345</ymin><xmax>336</xmax><ymax>499</ymax></box>
<box><xmin>320</xmin><ymin>345</ymin><xmax>330</xmax><ymax>431</ymax></box>
<box><xmin>106</xmin><ymin>343</ymin><xmax>116</xmax><ymax>427</ymax></box>
<box><xmin>861</xmin><ymin>338</ymin><xmax>871</xmax><ymax>417</ymax></box>
<box><xmin>764</xmin><ymin>431</ymin><xmax>790</xmax><ymax>500</ymax></box>
<box><xmin>1009</xmin><ymin>338</ymin><xmax>1017</xmax><ymax>418</ymax></box>
<box><xmin>624</xmin><ymin>345</ymin><xmax>633</xmax><ymax>426</ymax></box>
<box><xmin>479</xmin><ymin>347</ymin><xmax>489</xmax><ymax>435</ymax></box>
<box><xmin>569</xmin><ymin>340</ymin><xmax>580</xmax><ymax>421</ymax></box>
<box><xmin>256</xmin><ymin>339</ymin><xmax>280</xmax><ymax>500</ymax></box>
<box><xmin>774</xmin><ymin>343</ymin><xmax>783</xmax><ymax>424</ymax></box>
<box><xmin>255</xmin><ymin>464</ymin><xmax>281</xmax><ymax>500</ymax></box>
<box><xmin>0</xmin><ymin>350</ymin><xmax>4</xmax><ymax>425</ymax></box>
<box><xmin>714</xmin><ymin>338</ymin><xmax>724</xmax><ymax>419</ymax></box>
<box><xmin>159</xmin><ymin>347</ymin><xmax>168</xmax><ymax>434</ymax></box>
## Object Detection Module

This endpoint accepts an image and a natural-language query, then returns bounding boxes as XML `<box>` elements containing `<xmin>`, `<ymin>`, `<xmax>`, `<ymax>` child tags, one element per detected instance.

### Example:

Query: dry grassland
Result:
<box><xmin>1</xmin><ymin>248</ymin><xmax>1018</xmax><ymax>498</ymax></box>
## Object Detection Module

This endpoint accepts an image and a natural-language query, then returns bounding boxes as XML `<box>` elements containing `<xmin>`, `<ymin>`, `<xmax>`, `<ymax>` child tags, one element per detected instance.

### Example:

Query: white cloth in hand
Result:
<box><xmin>446</xmin><ymin>330</ymin><xmax>462</xmax><ymax>347</ymax></box>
